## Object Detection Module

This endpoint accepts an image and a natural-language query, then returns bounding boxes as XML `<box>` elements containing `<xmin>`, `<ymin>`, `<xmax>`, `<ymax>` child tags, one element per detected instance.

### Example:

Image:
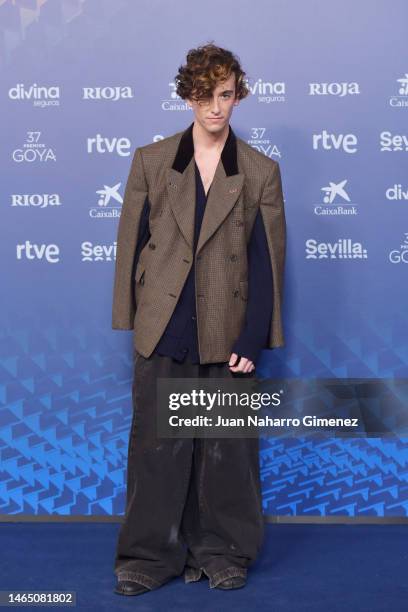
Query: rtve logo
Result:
<box><xmin>86</xmin><ymin>134</ymin><xmax>131</xmax><ymax>156</ymax></box>
<box><xmin>16</xmin><ymin>241</ymin><xmax>60</xmax><ymax>263</ymax></box>
<box><xmin>312</xmin><ymin>130</ymin><xmax>358</xmax><ymax>153</ymax></box>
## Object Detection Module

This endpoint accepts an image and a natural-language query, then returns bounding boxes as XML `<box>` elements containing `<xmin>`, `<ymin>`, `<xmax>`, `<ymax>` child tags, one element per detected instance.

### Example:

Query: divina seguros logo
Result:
<box><xmin>248</xmin><ymin>78</ymin><xmax>286</xmax><ymax>103</ymax></box>
<box><xmin>8</xmin><ymin>83</ymin><xmax>60</xmax><ymax>107</ymax></box>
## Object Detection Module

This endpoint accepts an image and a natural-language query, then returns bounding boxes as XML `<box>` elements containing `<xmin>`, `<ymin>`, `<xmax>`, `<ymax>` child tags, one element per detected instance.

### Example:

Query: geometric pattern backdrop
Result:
<box><xmin>1</xmin><ymin>0</ymin><xmax>407</xmax><ymax>517</ymax></box>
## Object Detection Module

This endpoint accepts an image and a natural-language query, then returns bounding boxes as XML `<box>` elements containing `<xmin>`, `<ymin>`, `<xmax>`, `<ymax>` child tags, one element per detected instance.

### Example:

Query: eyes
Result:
<box><xmin>197</xmin><ymin>93</ymin><xmax>233</xmax><ymax>106</ymax></box>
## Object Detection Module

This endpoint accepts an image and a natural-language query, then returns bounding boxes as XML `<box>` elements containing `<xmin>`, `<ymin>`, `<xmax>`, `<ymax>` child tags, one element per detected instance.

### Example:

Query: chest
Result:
<box><xmin>194</xmin><ymin>154</ymin><xmax>220</xmax><ymax>196</ymax></box>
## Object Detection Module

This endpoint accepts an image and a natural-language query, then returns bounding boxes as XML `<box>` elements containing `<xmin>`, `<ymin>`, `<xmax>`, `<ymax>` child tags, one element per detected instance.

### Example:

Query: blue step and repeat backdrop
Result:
<box><xmin>1</xmin><ymin>0</ymin><xmax>407</xmax><ymax>518</ymax></box>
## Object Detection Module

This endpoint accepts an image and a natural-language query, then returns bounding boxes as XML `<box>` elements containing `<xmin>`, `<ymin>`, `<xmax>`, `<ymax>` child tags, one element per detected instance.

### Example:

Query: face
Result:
<box><xmin>187</xmin><ymin>73</ymin><xmax>240</xmax><ymax>135</ymax></box>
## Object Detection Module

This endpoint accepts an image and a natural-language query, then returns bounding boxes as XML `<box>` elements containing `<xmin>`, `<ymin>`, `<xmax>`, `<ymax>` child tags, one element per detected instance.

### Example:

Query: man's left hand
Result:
<box><xmin>228</xmin><ymin>353</ymin><xmax>255</xmax><ymax>373</ymax></box>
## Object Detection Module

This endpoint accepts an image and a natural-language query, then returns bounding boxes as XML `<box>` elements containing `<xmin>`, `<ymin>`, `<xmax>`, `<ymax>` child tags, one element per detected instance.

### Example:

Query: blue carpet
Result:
<box><xmin>0</xmin><ymin>522</ymin><xmax>406</xmax><ymax>611</ymax></box>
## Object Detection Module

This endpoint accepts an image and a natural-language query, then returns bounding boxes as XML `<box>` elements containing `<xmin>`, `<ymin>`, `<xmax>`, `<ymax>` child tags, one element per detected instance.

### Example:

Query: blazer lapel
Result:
<box><xmin>165</xmin><ymin>121</ymin><xmax>245</xmax><ymax>255</ymax></box>
<box><xmin>165</xmin><ymin>158</ymin><xmax>196</xmax><ymax>251</ymax></box>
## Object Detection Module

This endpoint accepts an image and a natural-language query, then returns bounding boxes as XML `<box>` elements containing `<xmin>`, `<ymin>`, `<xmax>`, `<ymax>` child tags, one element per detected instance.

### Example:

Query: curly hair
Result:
<box><xmin>175</xmin><ymin>42</ymin><xmax>250</xmax><ymax>101</ymax></box>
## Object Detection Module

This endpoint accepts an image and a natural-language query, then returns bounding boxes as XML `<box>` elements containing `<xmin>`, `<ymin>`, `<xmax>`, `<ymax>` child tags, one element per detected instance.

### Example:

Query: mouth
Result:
<box><xmin>208</xmin><ymin>117</ymin><xmax>223</xmax><ymax>121</ymax></box>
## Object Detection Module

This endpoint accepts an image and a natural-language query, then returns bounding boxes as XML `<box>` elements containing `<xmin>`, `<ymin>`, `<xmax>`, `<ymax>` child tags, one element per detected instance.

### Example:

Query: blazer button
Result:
<box><xmin>196</xmin><ymin>254</ymin><xmax>202</xmax><ymax>261</ymax></box>
<box><xmin>230</xmin><ymin>254</ymin><xmax>237</xmax><ymax>261</ymax></box>
<box><xmin>148</xmin><ymin>243</ymin><xmax>156</xmax><ymax>250</ymax></box>
<box><xmin>233</xmin><ymin>289</ymin><xmax>239</xmax><ymax>297</ymax></box>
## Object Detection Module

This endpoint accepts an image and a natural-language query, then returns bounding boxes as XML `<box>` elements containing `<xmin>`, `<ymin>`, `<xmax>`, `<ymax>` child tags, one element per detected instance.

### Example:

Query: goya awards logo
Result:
<box><xmin>247</xmin><ymin>128</ymin><xmax>282</xmax><ymax>159</ymax></box>
<box><xmin>314</xmin><ymin>179</ymin><xmax>358</xmax><ymax>215</ymax></box>
<box><xmin>12</xmin><ymin>131</ymin><xmax>56</xmax><ymax>163</ymax></box>
<box><xmin>389</xmin><ymin>73</ymin><xmax>408</xmax><ymax>108</ymax></box>
<box><xmin>389</xmin><ymin>233</ymin><xmax>408</xmax><ymax>263</ymax></box>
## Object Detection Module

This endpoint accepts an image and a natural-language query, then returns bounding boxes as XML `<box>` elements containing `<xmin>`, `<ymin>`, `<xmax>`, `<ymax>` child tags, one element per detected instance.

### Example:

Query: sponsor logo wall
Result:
<box><xmin>0</xmin><ymin>0</ymin><xmax>407</xmax><ymax>518</ymax></box>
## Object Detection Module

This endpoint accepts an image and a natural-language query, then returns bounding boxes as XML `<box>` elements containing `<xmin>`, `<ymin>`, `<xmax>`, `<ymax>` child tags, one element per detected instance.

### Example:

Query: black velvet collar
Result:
<box><xmin>172</xmin><ymin>120</ymin><xmax>238</xmax><ymax>176</ymax></box>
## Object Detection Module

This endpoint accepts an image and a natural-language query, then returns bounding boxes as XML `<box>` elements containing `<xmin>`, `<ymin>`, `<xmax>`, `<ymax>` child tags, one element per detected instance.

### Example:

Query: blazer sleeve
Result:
<box><xmin>231</xmin><ymin>208</ymin><xmax>273</xmax><ymax>365</ymax></box>
<box><xmin>259</xmin><ymin>160</ymin><xmax>286</xmax><ymax>348</ymax></box>
<box><xmin>112</xmin><ymin>147</ymin><xmax>149</xmax><ymax>329</ymax></box>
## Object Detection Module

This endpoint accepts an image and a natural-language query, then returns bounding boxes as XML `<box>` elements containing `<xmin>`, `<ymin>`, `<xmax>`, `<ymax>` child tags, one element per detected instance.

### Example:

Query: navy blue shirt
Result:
<box><xmin>134</xmin><ymin>161</ymin><xmax>273</xmax><ymax>365</ymax></box>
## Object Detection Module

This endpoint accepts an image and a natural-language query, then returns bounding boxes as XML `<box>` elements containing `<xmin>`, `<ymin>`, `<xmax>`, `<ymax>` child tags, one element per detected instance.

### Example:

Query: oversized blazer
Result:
<box><xmin>111</xmin><ymin>121</ymin><xmax>286</xmax><ymax>364</ymax></box>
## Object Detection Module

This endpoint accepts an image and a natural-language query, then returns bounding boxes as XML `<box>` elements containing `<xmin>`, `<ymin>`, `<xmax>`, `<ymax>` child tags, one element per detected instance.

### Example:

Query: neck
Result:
<box><xmin>192</xmin><ymin>120</ymin><xmax>229</xmax><ymax>153</ymax></box>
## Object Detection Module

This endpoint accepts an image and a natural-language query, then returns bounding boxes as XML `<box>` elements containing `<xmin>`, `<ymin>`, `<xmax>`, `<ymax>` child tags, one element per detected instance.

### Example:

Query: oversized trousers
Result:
<box><xmin>114</xmin><ymin>349</ymin><xmax>264</xmax><ymax>589</ymax></box>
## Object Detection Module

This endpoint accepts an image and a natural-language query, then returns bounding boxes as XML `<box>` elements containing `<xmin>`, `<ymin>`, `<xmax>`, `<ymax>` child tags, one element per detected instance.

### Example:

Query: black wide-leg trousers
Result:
<box><xmin>114</xmin><ymin>349</ymin><xmax>264</xmax><ymax>589</ymax></box>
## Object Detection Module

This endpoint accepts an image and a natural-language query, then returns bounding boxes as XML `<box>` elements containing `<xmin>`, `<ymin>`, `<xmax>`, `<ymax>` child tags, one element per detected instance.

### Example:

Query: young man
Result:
<box><xmin>112</xmin><ymin>43</ymin><xmax>286</xmax><ymax>596</ymax></box>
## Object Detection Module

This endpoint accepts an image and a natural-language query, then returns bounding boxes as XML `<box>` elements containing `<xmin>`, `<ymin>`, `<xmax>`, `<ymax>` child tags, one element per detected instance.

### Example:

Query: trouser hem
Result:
<box><xmin>184</xmin><ymin>566</ymin><xmax>204</xmax><ymax>583</ymax></box>
<box><xmin>184</xmin><ymin>565</ymin><xmax>247</xmax><ymax>588</ymax></box>
<box><xmin>116</xmin><ymin>570</ymin><xmax>161</xmax><ymax>590</ymax></box>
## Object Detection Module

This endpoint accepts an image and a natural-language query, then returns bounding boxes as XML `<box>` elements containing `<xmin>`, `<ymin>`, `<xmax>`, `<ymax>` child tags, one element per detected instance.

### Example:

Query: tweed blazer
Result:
<box><xmin>111</xmin><ymin>121</ymin><xmax>286</xmax><ymax>364</ymax></box>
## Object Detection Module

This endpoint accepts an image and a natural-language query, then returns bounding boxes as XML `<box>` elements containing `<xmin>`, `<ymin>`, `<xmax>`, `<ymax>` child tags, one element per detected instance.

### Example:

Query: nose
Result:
<box><xmin>210</xmin><ymin>97</ymin><xmax>221</xmax><ymax>113</ymax></box>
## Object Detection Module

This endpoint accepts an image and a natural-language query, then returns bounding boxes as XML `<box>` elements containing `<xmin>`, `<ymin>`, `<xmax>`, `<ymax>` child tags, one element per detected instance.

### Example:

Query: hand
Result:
<box><xmin>228</xmin><ymin>352</ymin><xmax>255</xmax><ymax>373</ymax></box>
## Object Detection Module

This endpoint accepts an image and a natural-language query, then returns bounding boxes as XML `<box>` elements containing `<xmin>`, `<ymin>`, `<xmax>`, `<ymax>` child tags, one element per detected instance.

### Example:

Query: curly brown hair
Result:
<box><xmin>175</xmin><ymin>42</ymin><xmax>250</xmax><ymax>102</ymax></box>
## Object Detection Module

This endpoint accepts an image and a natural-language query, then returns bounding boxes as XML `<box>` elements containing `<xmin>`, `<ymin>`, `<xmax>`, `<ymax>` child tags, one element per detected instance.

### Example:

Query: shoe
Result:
<box><xmin>215</xmin><ymin>575</ymin><xmax>246</xmax><ymax>590</ymax></box>
<box><xmin>114</xmin><ymin>579</ymin><xmax>150</xmax><ymax>596</ymax></box>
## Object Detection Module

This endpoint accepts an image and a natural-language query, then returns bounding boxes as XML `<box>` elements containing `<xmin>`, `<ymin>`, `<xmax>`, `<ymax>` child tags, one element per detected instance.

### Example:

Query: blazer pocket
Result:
<box><xmin>239</xmin><ymin>280</ymin><xmax>248</xmax><ymax>301</ymax></box>
<box><xmin>135</xmin><ymin>261</ymin><xmax>145</xmax><ymax>285</ymax></box>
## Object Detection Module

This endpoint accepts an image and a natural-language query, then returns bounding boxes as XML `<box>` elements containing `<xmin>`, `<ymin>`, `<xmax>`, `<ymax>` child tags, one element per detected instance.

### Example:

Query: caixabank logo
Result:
<box><xmin>314</xmin><ymin>179</ymin><xmax>358</xmax><ymax>216</ymax></box>
<box><xmin>161</xmin><ymin>82</ymin><xmax>191</xmax><ymax>111</ymax></box>
<box><xmin>389</xmin><ymin>73</ymin><xmax>408</xmax><ymax>108</ymax></box>
<box><xmin>89</xmin><ymin>182</ymin><xmax>123</xmax><ymax>219</ymax></box>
